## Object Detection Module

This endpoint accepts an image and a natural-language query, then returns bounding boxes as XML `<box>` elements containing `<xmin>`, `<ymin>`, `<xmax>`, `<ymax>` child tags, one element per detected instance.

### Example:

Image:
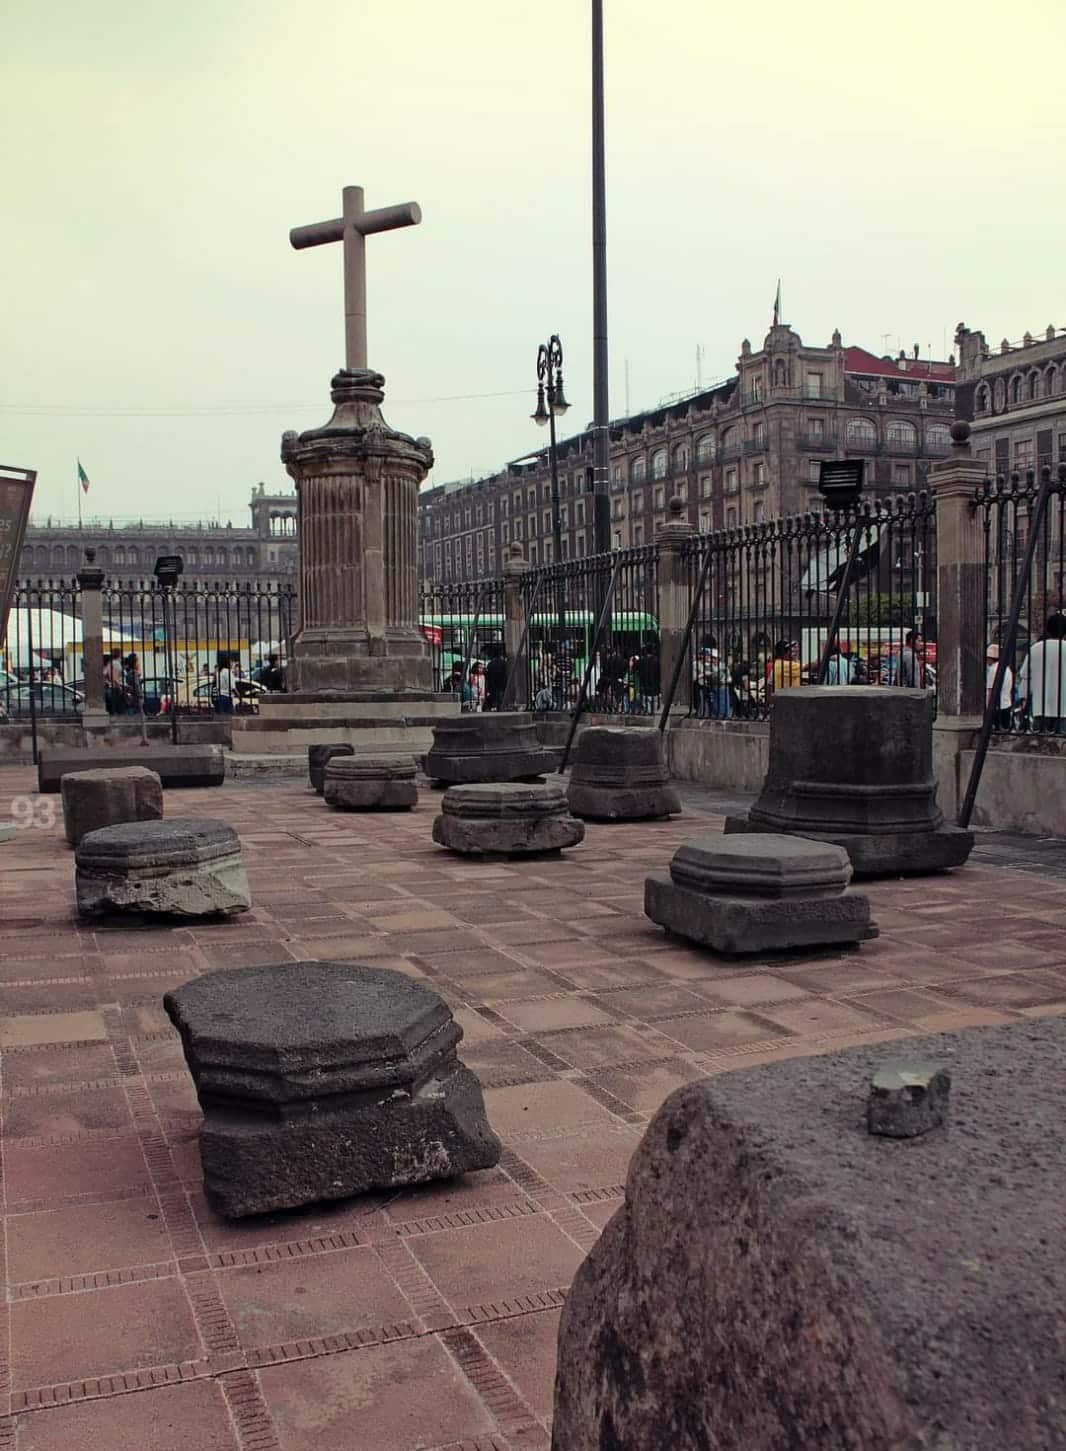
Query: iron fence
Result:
<box><xmin>102</xmin><ymin>579</ymin><xmax>297</xmax><ymax>715</ymax></box>
<box><xmin>1</xmin><ymin>578</ymin><xmax>84</xmax><ymax>719</ymax></box>
<box><xmin>520</xmin><ymin>544</ymin><xmax>660</xmax><ymax>712</ymax></box>
<box><xmin>976</xmin><ymin>466</ymin><xmax>1066</xmax><ymax>736</ymax></box>
<box><xmin>681</xmin><ymin>492</ymin><xmax>936</xmax><ymax>721</ymax></box>
<box><xmin>418</xmin><ymin>577</ymin><xmax>505</xmax><ymax>700</ymax></box>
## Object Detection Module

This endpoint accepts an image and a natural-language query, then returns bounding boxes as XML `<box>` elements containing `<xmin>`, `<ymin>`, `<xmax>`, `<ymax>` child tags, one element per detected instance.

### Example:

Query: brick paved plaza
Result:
<box><xmin>1</xmin><ymin>765</ymin><xmax>1065</xmax><ymax>1450</ymax></box>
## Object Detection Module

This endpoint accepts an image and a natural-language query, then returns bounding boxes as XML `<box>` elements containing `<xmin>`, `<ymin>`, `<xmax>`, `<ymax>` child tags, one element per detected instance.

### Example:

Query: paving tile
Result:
<box><xmin>652</xmin><ymin>1009</ymin><xmax>789</xmax><ymax>1053</ymax></box>
<box><xmin>15</xmin><ymin>1379</ymin><xmax>238</xmax><ymax>1451</ymax></box>
<box><xmin>587</xmin><ymin>1058</ymin><xmax>706</xmax><ymax>1116</ymax></box>
<box><xmin>937</xmin><ymin>972</ymin><xmax>1066</xmax><ymax>1009</ymax></box>
<box><xmin>476</xmin><ymin>1307</ymin><xmax>562</xmax><ymax>1420</ymax></box>
<box><xmin>1</xmin><ymin>1039</ymin><xmax>120</xmax><ymax>1090</ymax></box>
<box><xmin>596</xmin><ymin>982</ymin><xmax>707</xmax><ymax>1020</ymax></box>
<box><xmin>515</xmin><ymin>1127</ymin><xmax>643</xmax><ymax>1195</ymax></box>
<box><xmin>4</xmin><ymin>1083</ymin><xmax>135</xmax><ymax>1140</ymax></box>
<box><xmin>485</xmin><ymin>1079</ymin><xmax>619</xmax><ymax>1139</ymax></box>
<box><xmin>409</xmin><ymin>1214</ymin><xmax>586</xmax><ymax>1309</ymax></box>
<box><xmin>843</xmin><ymin>987</ymin><xmax>956</xmax><ymax>1023</ymax></box>
<box><xmin>259</xmin><ymin>1337</ymin><xmax>494</xmax><ymax>1451</ymax></box>
<box><xmin>460</xmin><ymin>967</ymin><xmax>572</xmax><ymax>1000</ymax></box>
<box><xmin>217</xmin><ymin>1245</ymin><xmax>413</xmax><ymax>1348</ymax></box>
<box><xmin>753</xmin><ymin>998</ymin><xmax>887</xmax><ymax>1037</ymax></box>
<box><xmin>688</xmin><ymin>973</ymin><xmax>813</xmax><ymax>1008</ymax></box>
<box><xmin>5</xmin><ymin>1137</ymin><xmax>150</xmax><ymax>1204</ymax></box>
<box><xmin>0</xmin><ymin>1010</ymin><xmax>109</xmax><ymax>1048</ymax></box>
<box><xmin>11</xmin><ymin>1277</ymin><xmax>202</xmax><ymax>1389</ymax></box>
<box><xmin>8</xmin><ymin>1196</ymin><xmax>171</xmax><ymax>1284</ymax></box>
<box><xmin>496</xmin><ymin>996</ymin><xmax>617</xmax><ymax>1033</ymax></box>
<box><xmin>531</xmin><ymin>1023</ymin><xmax>676</xmax><ymax>1070</ymax></box>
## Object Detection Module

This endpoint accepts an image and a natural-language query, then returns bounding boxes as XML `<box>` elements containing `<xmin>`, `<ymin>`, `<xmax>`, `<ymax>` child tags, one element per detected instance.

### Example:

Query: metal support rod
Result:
<box><xmin>502</xmin><ymin>573</ymin><xmax>544</xmax><ymax>711</ymax></box>
<box><xmin>590</xmin><ymin>0</ymin><xmax>611</xmax><ymax>555</ymax></box>
<box><xmin>959</xmin><ymin>466</ymin><xmax>1059</xmax><ymax>828</ymax></box>
<box><xmin>166</xmin><ymin>587</ymin><xmax>179</xmax><ymax>748</ymax></box>
<box><xmin>459</xmin><ymin>589</ymin><xmax>487</xmax><ymax>704</ymax></box>
<box><xmin>559</xmin><ymin>558</ymin><xmax>621</xmax><ymax>771</ymax></box>
<box><xmin>547</xmin><ymin>406</ymin><xmax>565</xmax><ymax>633</ymax></box>
<box><xmin>658</xmin><ymin>546</ymin><xmax>714</xmax><ymax>733</ymax></box>
<box><xmin>817</xmin><ymin>513</ymin><xmax>867</xmax><ymax>683</ymax></box>
<box><xmin>26</xmin><ymin>598</ymin><xmax>38</xmax><ymax>767</ymax></box>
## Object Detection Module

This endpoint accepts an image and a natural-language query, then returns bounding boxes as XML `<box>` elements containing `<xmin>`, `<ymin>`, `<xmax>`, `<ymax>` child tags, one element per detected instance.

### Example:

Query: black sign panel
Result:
<box><xmin>0</xmin><ymin>466</ymin><xmax>37</xmax><ymax>646</ymax></box>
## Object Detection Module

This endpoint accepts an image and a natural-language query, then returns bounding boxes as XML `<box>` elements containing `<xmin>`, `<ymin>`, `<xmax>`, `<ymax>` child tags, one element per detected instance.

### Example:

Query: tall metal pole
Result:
<box><xmin>547</xmin><ymin>404</ymin><xmax>565</xmax><ymax>635</ymax></box>
<box><xmin>591</xmin><ymin>0</ymin><xmax>611</xmax><ymax>555</ymax></box>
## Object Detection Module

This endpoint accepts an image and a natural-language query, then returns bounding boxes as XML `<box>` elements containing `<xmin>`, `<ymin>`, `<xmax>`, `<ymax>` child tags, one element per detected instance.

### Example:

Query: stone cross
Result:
<box><xmin>290</xmin><ymin>185</ymin><xmax>421</xmax><ymax>372</ymax></box>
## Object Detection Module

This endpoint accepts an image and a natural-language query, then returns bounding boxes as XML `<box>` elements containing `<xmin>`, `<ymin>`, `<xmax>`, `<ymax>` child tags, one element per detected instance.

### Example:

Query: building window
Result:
<box><xmin>699</xmin><ymin>512</ymin><xmax>711</xmax><ymax>533</ymax></box>
<box><xmin>673</xmin><ymin>444</ymin><xmax>689</xmax><ymax>472</ymax></box>
<box><xmin>721</xmin><ymin>426</ymin><xmax>736</xmax><ymax>457</ymax></box>
<box><xmin>526</xmin><ymin>488</ymin><xmax>536</xmax><ymax>508</ymax></box>
<box><xmin>676</xmin><ymin>480</ymin><xmax>688</xmax><ymax>503</ymax></box>
<box><xmin>893</xmin><ymin>464</ymin><xmax>912</xmax><ymax>487</ymax></box>
<box><xmin>845</xmin><ymin>417</ymin><xmax>878</xmax><ymax>449</ymax></box>
<box><xmin>1058</xmin><ymin>434</ymin><xmax>1066</xmax><ymax>460</ymax></box>
<box><xmin>514</xmin><ymin>519</ymin><xmax>523</xmax><ymax>540</ymax></box>
<box><xmin>500</xmin><ymin>498</ymin><xmax>508</xmax><ymax>518</ymax></box>
<box><xmin>809</xmin><ymin>460</ymin><xmax>822</xmax><ymax>483</ymax></box>
<box><xmin>696</xmin><ymin>434</ymin><xmax>715</xmax><ymax>464</ymax></box>
<box><xmin>700</xmin><ymin>474</ymin><xmax>712</xmax><ymax>498</ymax></box>
<box><xmin>529</xmin><ymin>541</ymin><xmax>538</xmax><ymax>565</ymax></box>
<box><xmin>753</xmin><ymin>501</ymin><xmax>765</xmax><ymax>524</ymax></box>
<box><xmin>752</xmin><ymin>375</ymin><xmax>763</xmax><ymax>401</ymax></box>
<box><xmin>1015</xmin><ymin>439</ymin><xmax>1035</xmax><ymax>469</ymax></box>
<box><xmin>633</xmin><ymin>524</ymin><xmax>644</xmax><ymax>546</ymax></box>
<box><xmin>612</xmin><ymin>466</ymin><xmax>622</xmax><ymax>487</ymax></box>
<box><xmin>576</xmin><ymin>500</ymin><xmax>585</xmax><ymax>525</ymax></box>
<box><xmin>752</xmin><ymin>421</ymin><xmax>766</xmax><ymax>449</ymax></box>
<box><xmin>886</xmin><ymin>420</ymin><xmax>917</xmax><ymax>450</ymax></box>
<box><xmin>926</xmin><ymin>424</ymin><xmax>952</xmax><ymax>453</ymax></box>
<box><xmin>725</xmin><ymin>468</ymin><xmax>738</xmax><ymax>494</ymax></box>
<box><xmin>1011</xmin><ymin>375</ymin><xmax>1023</xmax><ymax>405</ymax></box>
<box><xmin>726</xmin><ymin>507</ymin><xmax>738</xmax><ymax>529</ymax></box>
<box><xmin>502</xmin><ymin>521</ymin><xmax>510</xmax><ymax>544</ymax></box>
<box><xmin>543</xmin><ymin>540</ymin><xmax>553</xmax><ymax>563</ymax></box>
<box><xmin>631</xmin><ymin>456</ymin><xmax>646</xmax><ymax>483</ymax></box>
<box><xmin>561</xmin><ymin>504</ymin><xmax>569</xmax><ymax>527</ymax></box>
<box><xmin>976</xmin><ymin>385</ymin><xmax>991</xmax><ymax>414</ymax></box>
<box><xmin>543</xmin><ymin>510</ymin><xmax>551</xmax><ymax>532</ymax></box>
<box><xmin>651</xmin><ymin>448</ymin><xmax>667</xmax><ymax>479</ymax></box>
<box><xmin>808</xmin><ymin>417</ymin><xmax>825</xmax><ymax>442</ymax></box>
<box><xmin>806</xmin><ymin>372</ymin><xmax>823</xmax><ymax>398</ymax></box>
<box><xmin>653</xmin><ymin>486</ymin><xmax>665</xmax><ymax>510</ymax></box>
<box><xmin>753</xmin><ymin>462</ymin><xmax>766</xmax><ymax>487</ymax></box>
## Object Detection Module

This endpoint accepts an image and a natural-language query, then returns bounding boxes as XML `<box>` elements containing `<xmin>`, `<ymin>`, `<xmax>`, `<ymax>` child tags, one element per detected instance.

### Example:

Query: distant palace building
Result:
<box><xmin>19</xmin><ymin>483</ymin><xmax>299</xmax><ymax>589</ymax></box>
<box><xmin>954</xmin><ymin>321</ymin><xmax>1066</xmax><ymax>477</ymax></box>
<box><xmin>418</xmin><ymin>320</ymin><xmax>957</xmax><ymax>582</ymax></box>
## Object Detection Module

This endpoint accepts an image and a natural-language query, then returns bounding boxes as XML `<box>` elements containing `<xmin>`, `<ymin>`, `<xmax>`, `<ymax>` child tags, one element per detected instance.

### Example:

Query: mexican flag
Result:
<box><xmin>77</xmin><ymin>459</ymin><xmax>90</xmax><ymax>494</ymax></box>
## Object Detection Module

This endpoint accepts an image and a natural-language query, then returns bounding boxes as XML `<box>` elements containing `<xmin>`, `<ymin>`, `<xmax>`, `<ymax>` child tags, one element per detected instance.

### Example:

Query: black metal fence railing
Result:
<box><xmin>682</xmin><ymin>492</ymin><xmax>936</xmax><ymax>721</ymax></box>
<box><xmin>1</xmin><ymin>578</ymin><xmax>84</xmax><ymax>719</ymax></box>
<box><xmin>101</xmin><ymin>579</ymin><xmax>297</xmax><ymax>716</ymax></box>
<box><xmin>977</xmin><ymin>468</ymin><xmax>1066</xmax><ymax>736</ymax></box>
<box><xmin>418</xmin><ymin>577</ymin><xmax>505</xmax><ymax>701</ymax></box>
<box><xmin>520</xmin><ymin>544</ymin><xmax>660</xmax><ymax>713</ymax></box>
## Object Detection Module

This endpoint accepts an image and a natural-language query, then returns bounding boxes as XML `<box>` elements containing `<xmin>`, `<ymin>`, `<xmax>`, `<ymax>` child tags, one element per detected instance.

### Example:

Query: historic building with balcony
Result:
<box><xmin>955</xmin><ymin>321</ymin><xmax>1066</xmax><ymax>478</ymax></box>
<box><xmin>18</xmin><ymin>482</ymin><xmax>299</xmax><ymax>589</ymax></box>
<box><xmin>418</xmin><ymin>320</ymin><xmax>956</xmax><ymax>582</ymax></box>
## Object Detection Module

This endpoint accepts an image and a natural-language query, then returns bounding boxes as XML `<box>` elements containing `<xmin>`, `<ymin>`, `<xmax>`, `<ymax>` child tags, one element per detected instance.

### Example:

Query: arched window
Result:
<box><xmin>630</xmin><ymin>455</ymin><xmax>646</xmax><ymax>483</ymax></box>
<box><xmin>926</xmin><ymin>424</ymin><xmax>952</xmax><ymax>452</ymax></box>
<box><xmin>976</xmin><ymin>384</ymin><xmax>991</xmax><ymax>413</ymax></box>
<box><xmin>886</xmin><ymin>420</ymin><xmax>917</xmax><ymax>449</ymax></box>
<box><xmin>672</xmin><ymin>443</ymin><xmax>689</xmax><ymax>472</ymax></box>
<box><xmin>247</xmin><ymin>548</ymin><xmax>256</xmax><ymax>566</ymax></box>
<box><xmin>187</xmin><ymin>548</ymin><xmax>198</xmax><ymax>565</ymax></box>
<box><xmin>1045</xmin><ymin>364</ymin><xmax>1059</xmax><ymax>397</ymax></box>
<box><xmin>721</xmin><ymin>426</ymin><xmax>736</xmax><ymax>455</ymax></box>
<box><xmin>232</xmin><ymin>549</ymin><xmax>242</xmax><ymax>568</ymax></box>
<box><xmin>752</xmin><ymin>421</ymin><xmax>766</xmax><ymax>448</ymax></box>
<box><xmin>695</xmin><ymin>433</ymin><xmax>715</xmax><ymax>464</ymax></box>
<box><xmin>114</xmin><ymin>547</ymin><xmax>126</xmax><ymax>565</ymax></box>
<box><xmin>1028</xmin><ymin>370</ymin><xmax>1041</xmax><ymax>401</ymax></box>
<box><xmin>1011</xmin><ymin>374</ymin><xmax>1023</xmax><ymax>404</ymax></box>
<box><xmin>651</xmin><ymin>448</ymin><xmax>667</xmax><ymax>479</ymax></box>
<box><xmin>845</xmin><ymin>417</ymin><xmax>878</xmax><ymax>449</ymax></box>
<box><xmin>127</xmin><ymin>548</ymin><xmax>138</xmax><ymax>567</ymax></box>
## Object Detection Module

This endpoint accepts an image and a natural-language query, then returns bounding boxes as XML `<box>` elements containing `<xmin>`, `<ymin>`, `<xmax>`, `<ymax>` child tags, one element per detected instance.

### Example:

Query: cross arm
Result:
<box><xmin>290</xmin><ymin>202</ymin><xmax>421</xmax><ymax>251</ymax></box>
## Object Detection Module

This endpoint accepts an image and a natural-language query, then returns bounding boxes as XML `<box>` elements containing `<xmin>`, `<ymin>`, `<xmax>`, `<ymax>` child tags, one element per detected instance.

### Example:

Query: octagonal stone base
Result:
<box><xmin>644</xmin><ymin>874</ymin><xmax>875</xmax><ymax>955</ymax></box>
<box><xmin>433</xmin><ymin>782</ymin><xmax>584</xmax><ymax>857</ymax></box>
<box><xmin>75</xmin><ymin>819</ymin><xmax>250</xmax><ymax>919</ymax></box>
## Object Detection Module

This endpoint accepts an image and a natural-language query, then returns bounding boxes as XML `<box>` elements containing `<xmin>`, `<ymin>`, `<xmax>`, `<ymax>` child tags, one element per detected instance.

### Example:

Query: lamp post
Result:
<box><xmin>532</xmin><ymin>335</ymin><xmax>570</xmax><ymax>640</ymax></box>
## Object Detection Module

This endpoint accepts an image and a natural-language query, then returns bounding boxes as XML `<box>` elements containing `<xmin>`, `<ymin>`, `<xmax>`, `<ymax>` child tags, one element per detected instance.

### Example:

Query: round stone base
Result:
<box><xmin>325</xmin><ymin>778</ymin><xmax>418</xmax><ymax>811</ymax></box>
<box><xmin>432</xmin><ymin>812</ymin><xmax>584</xmax><ymax>857</ymax></box>
<box><xmin>567</xmin><ymin>783</ymin><xmax>681</xmax><ymax>821</ymax></box>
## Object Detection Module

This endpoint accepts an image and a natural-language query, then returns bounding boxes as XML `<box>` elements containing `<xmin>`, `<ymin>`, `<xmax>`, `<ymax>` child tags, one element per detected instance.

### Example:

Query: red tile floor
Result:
<box><xmin>1</xmin><ymin>765</ymin><xmax>1065</xmax><ymax>1449</ymax></box>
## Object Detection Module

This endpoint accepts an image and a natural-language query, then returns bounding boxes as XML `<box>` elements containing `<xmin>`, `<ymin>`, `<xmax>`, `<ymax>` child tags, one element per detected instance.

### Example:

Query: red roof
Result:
<box><xmin>843</xmin><ymin>346</ymin><xmax>955</xmax><ymax>382</ymax></box>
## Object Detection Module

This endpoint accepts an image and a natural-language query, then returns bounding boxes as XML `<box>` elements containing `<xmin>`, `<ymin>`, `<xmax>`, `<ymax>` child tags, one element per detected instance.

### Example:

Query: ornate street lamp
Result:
<box><xmin>532</xmin><ymin>333</ymin><xmax>570</xmax><ymax>656</ymax></box>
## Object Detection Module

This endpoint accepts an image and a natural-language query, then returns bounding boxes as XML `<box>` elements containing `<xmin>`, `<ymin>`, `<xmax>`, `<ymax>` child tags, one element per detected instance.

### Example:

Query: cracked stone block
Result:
<box><xmin>323</xmin><ymin>754</ymin><xmax>418</xmax><ymax>810</ymax></box>
<box><xmin>60</xmin><ymin>765</ymin><xmax>164</xmax><ymax>847</ymax></box>
<box><xmin>164</xmin><ymin>961</ymin><xmax>501</xmax><ymax>1218</ymax></box>
<box><xmin>566</xmin><ymin>727</ymin><xmax>681</xmax><ymax>821</ymax></box>
<box><xmin>432</xmin><ymin>781</ymin><xmax>584</xmax><ymax>856</ymax></box>
<box><xmin>644</xmin><ymin>832</ymin><xmax>875</xmax><ymax>954</ymax></box>
<box><xmin>75</xmin><ymin>818</ymin><xmax>250</xmax><ymax>919</ymax></box>
<box><xmin>308</xmin><ymin>742</ymin><xmax>355</xmax><ymax>793</ymax></box>
<box><xmin>867</xmin><ymin>1061</ymin><xmax>951</xmax><ymax>1138</ymax></box>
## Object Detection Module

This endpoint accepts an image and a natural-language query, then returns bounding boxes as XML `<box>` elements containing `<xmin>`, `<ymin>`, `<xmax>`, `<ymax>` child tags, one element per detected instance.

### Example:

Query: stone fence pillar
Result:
<box><xmin>77</xmin><ymin>548</ymin><xmax>108</xmax><ymax>737</ymax></box>
<box><xmin>656</xmin><ymin>499</ymin><xmax>697</xmax><ymax>715</ymax></box>
<box><xmin>501</xmin><ymin>547</ymin><xmax>529</xmax><ymax>710</ymax></box>
<box><xmin>929</xmin><ymin>421</ymin><xmax>988</xmax><ymax>817</ymax></box>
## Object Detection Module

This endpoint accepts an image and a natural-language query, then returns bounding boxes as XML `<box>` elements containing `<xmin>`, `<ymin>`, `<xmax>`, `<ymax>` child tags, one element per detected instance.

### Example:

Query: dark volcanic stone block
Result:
<box><xmin>323</xmin><ymin>754</ymin><xmax>418</xmax><ymax>811</ymax></box>
<box><xmin>727</xmin><ymin>686</ymin><xmax>974</xmax><ymax>877</ymax></box>
<box><xmin>644</xmin><ymin>833</ymin><xmax>875</xmax><ymax>955</ymax></box>
<box><xmin>38</xmin><ymin>745</ymin><xmax>225</xmax><ymax>794</ymax></box>
<box><xmin>60</xmin><ymin>765</ymin><xmax>163</xmax><ymax>847</ymax></box>
<box><xmin>164</xmin><ymin>961</ymin><xmax>501</xmax><ymax>1218</ymax></box>
<box><xmin>425</xmin><ymin>712</ymin><xmax>555</xmax><ymax>783</ymax></box>
<box><xmin>867</xmin><ymin>1061</ymin><xmax>951</xmax><ymax>1138</ymax></box>
<box><xmin>566</xmin><ymin>726</ymin><xmax>681</xmax><ymax>821</ymax></box>
<box><xmin>552</xmin><ymin>1018</ymin><xmax>1066</xmax><ymax>1451</ymax></box>
<box><xmin>308</xmin><ymin>742</ymin><xmax>355</xmax><ymax>793</ymax></box>
<box><xmin>432</xmin><ymin>781</ymin><xmax>584</xmax><ymax>856</ymax></box>
<box><xmin>75</xmin><ymin>818</ymin><xmax>250</xmax><ymax>919</ymax></box>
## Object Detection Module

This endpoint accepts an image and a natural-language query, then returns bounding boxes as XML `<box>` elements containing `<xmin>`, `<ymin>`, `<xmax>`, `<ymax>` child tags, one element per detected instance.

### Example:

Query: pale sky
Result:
<box><xmin>3</xmin><ymin>0</ymin><xmax>1063</xmax><ymax>525</ymax></box>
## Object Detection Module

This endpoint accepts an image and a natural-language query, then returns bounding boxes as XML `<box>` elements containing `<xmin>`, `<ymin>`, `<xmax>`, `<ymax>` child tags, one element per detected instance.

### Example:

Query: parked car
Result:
<box><xmin>5</xmin><ymin>682</ymin><xmax>85</xmax><ymax>717</ymax></box>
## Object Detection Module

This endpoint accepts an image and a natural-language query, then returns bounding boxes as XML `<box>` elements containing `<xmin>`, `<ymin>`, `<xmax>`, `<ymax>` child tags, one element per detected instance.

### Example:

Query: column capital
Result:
<box><xmin>655</xmin><ymin>498</ymin><xmax>697</xmax><ymax>552</ymax></box>
<box><xmin>77</xmin><ymin>547</ymin><xmax>105</xmax><ymax>591</ymax></box>
<box><xmin>929</xmin><ymin>420</ymin><xmax>987</xmax><ymax>501</ymax></box>
<box><xmin>502</xmin><ymin>545</ymin><xmax>530</xmax><ymax>580</ymax></box>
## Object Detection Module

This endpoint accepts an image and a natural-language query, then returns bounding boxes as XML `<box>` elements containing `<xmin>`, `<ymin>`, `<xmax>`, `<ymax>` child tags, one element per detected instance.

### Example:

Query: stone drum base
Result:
<box><xmin>323</xmin><ymin>754</ymin><xmax>418</xmax><ymax>811</ymax></box>
<box><xmin>724</xmin><ymin>814</ymin><xmax>974</xmax><ymax>877</ymax></box>
<box><xmin>433</xmin><ymin>782</ymin><xmax>584</xmax><ymax>856</ymax></box>
<box><xmin>76</xmin><ymin>818</ymin><xmax>250</xmax><ymax>919</ymax></box>
<box><xmin>645</xmin><ymin>833</ymin><xmax>875</xmax><ymax>955</ymax></box>
<box><xmin>60</xmin><ymin>765</ymin><xmax>163</xmax><ymax>847</ymax></box>
<box><xmin>164</xmin><ymin>961</ymin><xmax>501</xmax><ymax>1219</ymax></box>
<box><xmin>566</xmin><ymin>726</ymin><xmax>681</xmax><ymax>822</ymax></box>
<box><xmin>425</xmin><ymin>712</ymin><xmax>555</xmax><ymax>784</ymax></box>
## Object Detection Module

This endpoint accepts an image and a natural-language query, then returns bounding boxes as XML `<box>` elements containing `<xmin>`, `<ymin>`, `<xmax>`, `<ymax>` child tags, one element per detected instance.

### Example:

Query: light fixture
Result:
<box><xmin>552</xmin><ymin>373</ymin><xmax>570</xmax><ymax>415</ymax></box>
<box><xmin>531</xmin><ymin>384</ymin><xmax>550</xmax><ymax>427</ymax></box>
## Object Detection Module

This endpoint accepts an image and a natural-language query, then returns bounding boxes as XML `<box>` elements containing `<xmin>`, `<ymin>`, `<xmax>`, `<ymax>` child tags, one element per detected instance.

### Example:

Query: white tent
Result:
<box><xmin>1</xmin><ymin>608</ymin><xmax>136</xmax><ymax>673</ymax></box>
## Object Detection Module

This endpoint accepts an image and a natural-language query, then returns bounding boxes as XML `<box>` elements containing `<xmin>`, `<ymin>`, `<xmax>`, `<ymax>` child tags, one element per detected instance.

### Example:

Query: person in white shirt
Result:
<box><xmin>984</xmin><ymin>642</ymin><xmax>1013</xmax><ymax>730</ymax></box>
<box><xmin>1019</xmin><ymin>615</ymin><xmax>1066</xmax><ymax>734</ymax></box>
<box><xmin>215</xmin><ymin>655</ymin><xmax>235</xmax><ymax>716</ymax></box>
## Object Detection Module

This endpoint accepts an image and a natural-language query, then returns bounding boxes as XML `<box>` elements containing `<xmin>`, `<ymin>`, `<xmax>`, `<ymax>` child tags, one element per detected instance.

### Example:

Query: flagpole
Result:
<box><xmin>77</xmin><ymin>459</ymin><xmax>83</xmax><ymax>530</ymax></box>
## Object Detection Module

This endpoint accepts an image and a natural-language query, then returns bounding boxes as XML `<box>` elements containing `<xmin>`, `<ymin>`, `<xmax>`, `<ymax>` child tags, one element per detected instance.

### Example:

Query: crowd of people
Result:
<box><xmin>987</xmin><ymin>613</ymin><xmax>1066</xmax><ymax>734</ymax></box>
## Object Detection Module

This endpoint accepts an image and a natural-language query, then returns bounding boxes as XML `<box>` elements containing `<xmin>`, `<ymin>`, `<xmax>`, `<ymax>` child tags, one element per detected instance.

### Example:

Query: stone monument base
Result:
<box><xmin>38</xmin><ymin>745</ymin><xmax>224</xmax><ymax>794</ymax></box>
<box><xmin>433</xmin><ymin>782</ymin><xmax>584</xmax><ymax>856</ymax></box>
<box><xmin>323</xmin><ymin>754</ymin><xmax>418</xmax><ymax>811</ymax></box>
<box><xmin>75</xmin><ymin>819</ymin><xmax>250</xmax><ymax>919</ymax></box>
<box><xmin>566</xmin><ymin>726</ymin><xmax>681</xmax><ymax>821</ymax></box>
<box><xmin>61</xmin><ymin>765</ymin><xmax>163</xmax><ymax>847</ymax></box>
<box><xmin>231</xmin><ymin>691</ymin><xmax>457</xmax><ymax>764</ymax></box>
<box><xmin>425</xmin><ymin>713</ymin><xmax>556</xmax><ymax>784</ymax></box>
<box><xmin>644</xmin><ymin>834</ymin><xmax>875</xmax><ymax>955</ymax></box>
<box><xmin>724</xmin><ymin>813</ymin><xmax>974</xmax><ymax>877</ymax></box>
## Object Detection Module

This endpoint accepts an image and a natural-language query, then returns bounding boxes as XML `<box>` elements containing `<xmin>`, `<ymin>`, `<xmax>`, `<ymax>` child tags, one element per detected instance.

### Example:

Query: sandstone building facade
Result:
<box><xmin>955</xmin><ymin>322</ymin><xmax>1066</xmax><ymax>477</ymax></box>
<box><xmin>419</xmin><ymin>322</ymin><xmax>956</xmax><ymax>583</ymax></box>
